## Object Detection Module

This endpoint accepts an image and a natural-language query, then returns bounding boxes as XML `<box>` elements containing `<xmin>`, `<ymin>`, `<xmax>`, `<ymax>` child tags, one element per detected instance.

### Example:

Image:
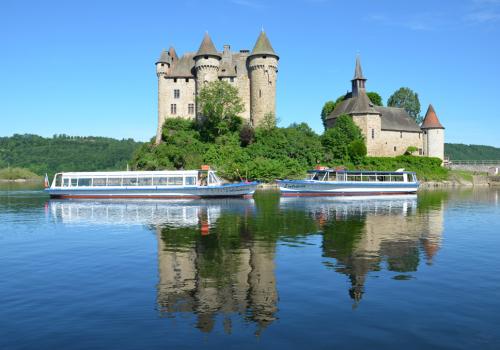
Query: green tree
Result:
<box><xmin>321</xmin><ymin>114</ymin><xmax>364</xmax><ymax>161</ymax></box>
<box><xmin>367</xmin><ymin>92</ymin><xmax>383</xmax><ymax>106</ymax></box>
<box><xmin>348</xmin><ymin>139</ymin><xmax>367</xmax><ymax>164</ymax></box>
<box><xmin>321</xmin><ymin>101</ymin><xmax>336</xmax><ymax>129</ymax></box>
<box><xmin>387</xmin><ymin>87</ymin><xmax>422</xmax><ymax>124</ymax></box>
<box><xmin>197</xmin><ymin>80</ymin><xmax>244</xmax><ymax>141</ymax></box>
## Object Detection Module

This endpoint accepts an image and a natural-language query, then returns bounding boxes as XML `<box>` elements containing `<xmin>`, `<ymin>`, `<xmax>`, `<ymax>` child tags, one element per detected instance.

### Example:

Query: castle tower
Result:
<box><xmin>193</xmin><ymin>32</ymin><xmax>221</xmax><ymax>117</ymax></box>
<box><xmin>248</xmin><ymin>31</ymin><xmax>279</xmax><ymax>127</ymax></box>
<box><xmin>155</xmin><ymin>48</ymin><xmax>174</xmax><ymax>144</ymax></box>
<box><xmin>421</xmin><ymin>104</ymin><xmax>445</xmax><ymax>160</ymax></box>
<box><xmin>351</xmin><ymin>55</ymin><xmax>367</xmax><ymax>97</ymax></box>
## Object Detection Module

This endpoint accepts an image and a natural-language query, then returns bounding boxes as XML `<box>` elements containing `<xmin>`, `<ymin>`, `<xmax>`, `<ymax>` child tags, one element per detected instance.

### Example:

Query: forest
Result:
<box><xmin>0</xmin><ymin>134</ymin><xmax>142</xmax><ymax>177</ymax></box>
<box><xmin>444</xmin><ymin>143</ymin><xmax>500</xmax><ymax>160</ymax></box>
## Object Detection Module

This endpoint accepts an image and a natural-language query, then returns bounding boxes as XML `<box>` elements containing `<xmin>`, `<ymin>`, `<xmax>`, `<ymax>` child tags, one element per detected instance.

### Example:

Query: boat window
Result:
<box><xmin>391</xmin><ymin>175</ymin><xmax>404</xmax><ymax>182</ymax></box>
<box><xmin>107</xmin><ymin>177</ymin><xmax>122</xmax><ymax>186</ymax></box>
<box><xmin>63</xmin><ymin>178</ymin><xmax>69</xmax><ymax>187</ymax></box>
<box><xmin>138</xmin><ymin>177</ymin><xmax>152</xmax><ymax>186</ymax></box>
<box><xmin>208</xmin><ymin>172</ymin><xmax>219</xmax><ymax>184</ymax></box>
<box><xmin>153</xmin><ymin>177</ymin><xmax>168</xmax><ymax>186</ymax></box>
<box><xmin>71</xmin><ymin>178</ymin><xmax>78</xmax><ymax>187</ymax></box>
<box><xmin>55</xmin><ymin>174</ymin><xmax>62</xmax><ymax>187</ymax></box>
<box><xmin>168</xmin><ymin>177</ymin><xmax>183</xmax><ymax>185</ymax></box>
<box><xmin>185</xmin><ymin>176</ymin><xmax>196</xmax><ymax>185</ymax></box>
<box><xmin>123</xmin><ymin>177</ymin><xmax>138</xmax><ymax>186</ymax></box>
<box><xmin>78</xmin><ymin>178</ymin><xmax>92</xmax><ymax>187</ymax></box>
<box><xmin>93</xmin><ymin>178</ymin><xmax>106</xmax><ymax>186</ymax></box>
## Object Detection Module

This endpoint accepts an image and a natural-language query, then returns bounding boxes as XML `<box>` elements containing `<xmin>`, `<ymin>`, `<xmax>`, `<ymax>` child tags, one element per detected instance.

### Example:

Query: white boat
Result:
<box><xmin>277</xmin><ymin>168</ymin><xmax>419</xmax><ymax>197</ymax></box>
<box><xmin>45</xmin><ymin>168</ymin><xmax>258</xmax><ymax>199</ymax></box>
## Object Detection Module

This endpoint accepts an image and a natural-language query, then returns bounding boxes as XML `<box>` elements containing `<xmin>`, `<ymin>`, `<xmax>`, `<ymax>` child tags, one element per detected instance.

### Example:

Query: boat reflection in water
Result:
<box><xmin>280</xmin><ymin>195</ymin><xmax>444</xmax><ymax>304</ymax></box>
<box><xmin>48</xmin><ymin>193</ymin><xmax>445</xmax><ymax>332</ymax></box>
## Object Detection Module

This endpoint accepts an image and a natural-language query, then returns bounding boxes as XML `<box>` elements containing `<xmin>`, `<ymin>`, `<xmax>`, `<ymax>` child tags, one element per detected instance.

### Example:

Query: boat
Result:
<box><xmin>45</xmin><ymin>167</ymin><xmax>258</xmax><ymax>199</ymax></box>
<box><xmin>277</xmin><ymin>167</ymin><xmax>419</xmax><ymax>197</ymax></box>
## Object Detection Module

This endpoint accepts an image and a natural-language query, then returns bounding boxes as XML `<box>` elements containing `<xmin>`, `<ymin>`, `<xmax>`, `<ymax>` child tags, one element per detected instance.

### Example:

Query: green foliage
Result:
<box><xmin>0</xmin><ymin>134</ymin><xmax>142</xmax><ymax>177</ymax></box>
<box><xmin>445</xmin><ymin>143</ymin><xmax>500</xmax><ymax>160</ymax></box>
<box><xmin>197</xmin><ymin>80</ymin><xmax>244</xmax><ymax>142</ymax></box>
<box><xmin>388</xmin><ymin>87</ymin><xmax>422</xmax><ymax>124</ymax></box>
<box><xmin>405</xmin><ymin>146</ymin><xmax>418</xmax><ymax>155</ymax></box>
<box><xmin>348</xmin><ymin>139</ymin><xmax>367</xmax><ymax>164</ymax></box>
<box><xmin>320</xmin><ymin>101</ymin><xmax>336</xmax><ymax>129</ymax></box>
<box><xmin>359</xmin><ymin>156</ymin><xmax>448</xmax><ymax>181</ymax></box>
<box><xmin>366</xmin><ymin>92</ymin><xmax>383</xmax><ymax>106</ymax></box>
<box><xmin>321</xmin><ymin>114</ymin><xmax>364</xmax><ymax>162</ymax></box>
<box><xmin>0</xmin><ymin>167</ymin><xmax>41</xmax><ymax>180</ymax></box>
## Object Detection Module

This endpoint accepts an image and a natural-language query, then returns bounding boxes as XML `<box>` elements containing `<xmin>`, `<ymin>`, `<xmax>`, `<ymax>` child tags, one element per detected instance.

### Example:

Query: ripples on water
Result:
<box><xmin>0</xmin><ymin>185</ymin><xmax>499</xmax><ymax>349</ymax></box>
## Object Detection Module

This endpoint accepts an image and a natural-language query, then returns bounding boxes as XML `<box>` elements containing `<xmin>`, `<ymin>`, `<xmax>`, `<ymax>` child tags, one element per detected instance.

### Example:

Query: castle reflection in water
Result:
<box><xmin>49</xmin><ymin>192</ymin><xmax>445</xmax><ymax>333</ymax></box>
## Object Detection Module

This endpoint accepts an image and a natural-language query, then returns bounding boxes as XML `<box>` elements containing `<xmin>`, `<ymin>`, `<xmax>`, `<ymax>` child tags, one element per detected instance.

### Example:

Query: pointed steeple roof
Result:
<box><xmin>156</xmin><ymin>49</ymin><xmax>170</xmax><ymax>64</ymax></box>
<box><xmin>194</xmin><ymin>32</ymin><xmax>221</xmax><ymax>59</ymax></box>
<box><xmin>250</xmin><ymin>30</ymin><xmax>278</xmax><ymax>58</ymax></box>
<box><xmin>421</xmin><ymin>104</ymin><xmax>444</xmax><ymax>129</ymax></box>
<box><xmin>352</xmin><ymin>55</ymin><xmax>366</xmax><ymax>80</ymax></box>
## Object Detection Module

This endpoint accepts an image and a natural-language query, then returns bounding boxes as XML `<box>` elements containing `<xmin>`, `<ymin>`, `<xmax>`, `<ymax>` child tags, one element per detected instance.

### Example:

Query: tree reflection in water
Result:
<box><xmin>48</xmin><ymin>191</ymin><xmax>447</xmax><ymax>333</ymax></box>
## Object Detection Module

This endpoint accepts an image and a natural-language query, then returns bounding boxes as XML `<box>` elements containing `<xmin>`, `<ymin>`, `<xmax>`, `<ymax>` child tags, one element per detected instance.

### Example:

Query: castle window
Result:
<box><xmin>371</xmin><ymin>129</ymin><xmax>375</xmax><ymax>139</ymax></box>
<box><xmin>185</xmin><ymin>78</ymin><xmax>189</xmax><ymax>83</ymax></box>
<box><xmin>174</xmin><ymin>89</ymin><xmax>180</xmax><ymax>99</ymax></box>
<box><xmin>394</xmin><ymin>146</ymin><xmax>397</xmax><ymax>152</ymax></box>
<box><xmin>419</xmin><ymin>148</ymin><xmax>423</xmax><ymax>155</ymax></box>
<box><xmin>161</xmin><ymin>63</ymin><xmax>164</xmax><ymax>67</ymax></box>
<box><xmin>259</xmin><ymin>89</ymin><xmax>262</xmax><ymax>98</ymax></box>
<box><xmin>419</xmin><ymin>133</ymin><xmax>421</xmax><ymax>139</ymax></box>
<box><xmin>188</xmin><ymin>103</ymin><xmax>194</xmax><ymax>115</ymax></box>
<box><xmin>263</xmin><ymin>55</ymin><xmax>267</xmax><ymax>59</ymax></box>
<box><xmin>400</xmin><ymin>131</ymin><xmax>403</xmax><ymax>138</ymax></box>
<box><xmin>171</xmin><ymin>104</ymin><xmax>177</xmax><ymax>115</ymax></box>
<box><xmin>204</xmin><ymin>55</ymin><xmax>208</xmax><ymax>59</ymax></box>
<box><xmin>174</xmin><ymin>78</ymin><xmax>177</xmax><ymax>83</ymax></box>
<box><xmin>230</xmin><ymin>77</ymin><xmax>234</xmax><ymax>82</ymax></box>
<box><xmin>235</xmin><ymin>66</ymin><xmax>237</xmax><ymax>74</ymax></box>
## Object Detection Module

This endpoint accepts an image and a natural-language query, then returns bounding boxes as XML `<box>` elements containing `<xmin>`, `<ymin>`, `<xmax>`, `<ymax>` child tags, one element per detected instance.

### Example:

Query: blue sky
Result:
<box><xmin>1</xmin><ymin>0</ymin><xmax>499</xmax><ymax>146</ymax></box>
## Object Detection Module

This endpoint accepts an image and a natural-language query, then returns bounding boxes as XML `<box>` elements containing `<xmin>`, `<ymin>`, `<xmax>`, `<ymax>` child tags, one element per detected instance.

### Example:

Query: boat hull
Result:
<box><xmin>277</xmin><ymin>180</ymin><xmax>419</xmax><ymax>197</ymax></box>
<box><xmin>45</xmin><ymin>182</ymin><xmax>258</xmax><ymax>199</ymax></box>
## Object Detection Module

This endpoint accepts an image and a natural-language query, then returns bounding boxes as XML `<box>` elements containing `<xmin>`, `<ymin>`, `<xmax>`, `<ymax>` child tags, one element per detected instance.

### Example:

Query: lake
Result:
<box><xmin>1</xmin><ymin>185</ymin><xmax>499</xmax><ymax>349</ymax></box>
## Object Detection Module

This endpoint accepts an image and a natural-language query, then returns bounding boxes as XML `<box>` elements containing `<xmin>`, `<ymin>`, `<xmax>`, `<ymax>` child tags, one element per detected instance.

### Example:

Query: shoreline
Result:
<box><xmin>0</xmin><ymin>178</ymin><xmax>42</xmax><ymax>183</ymax></box>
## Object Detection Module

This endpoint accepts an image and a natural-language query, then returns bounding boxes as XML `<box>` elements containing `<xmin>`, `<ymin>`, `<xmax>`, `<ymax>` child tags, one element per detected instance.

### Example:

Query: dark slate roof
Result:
<box><xmin>375</xmin><ymin>106</ymin><xmax>422</xmax><ymax>132</ymax></box>
<box><xmin>326</xmin><ymin>93</ymin><xmax>422</xmax><ymax>132</ymax></box>
<box><xmin>167</xmin><ymin>51</ymin><xmax>250</xmax><ymax>78</ymax></box>
<box><xmin>353</xmin><ymin>56</ymin><xmax>365</xmax><ymax>80</ymax></box>
<box><xmin>194</xmin><ymin>32</ymin><xmax>221</xmax><ymax>58</ymax></box>
<box><xmin>250</xmin><ymin>31</ymin><xmax>278</xmax><ymax>57</ymax></box>
<box><xmin>156</xmin><ymin>49</ymin><xmax>171</xmax><ymax>64</ymax></box>
<box><xmin>327</xmin><ymin>92</ymin><xmax>379</xmax><ymax>119</ymax></box>
<box><xmin>421</xmin><ymin>104</ymin><xmax>444</xmax><ymax>129</ymax></box>
<box><xmin>169</xmin><ymin>52</ymin><xmax>196</xmax><ymax>77</ymax></box>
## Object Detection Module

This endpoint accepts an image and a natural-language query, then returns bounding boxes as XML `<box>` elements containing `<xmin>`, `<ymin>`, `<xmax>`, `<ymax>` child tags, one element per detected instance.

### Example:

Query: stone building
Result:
<box><xmin>325</xmin><ymin>57</ymin><xmax>445</xmax><ymax>159</ymax></box>
<box><xmin>155</xmin><ymin>31</ymin><xmax>279</xmax><ymax>144</ymax></box>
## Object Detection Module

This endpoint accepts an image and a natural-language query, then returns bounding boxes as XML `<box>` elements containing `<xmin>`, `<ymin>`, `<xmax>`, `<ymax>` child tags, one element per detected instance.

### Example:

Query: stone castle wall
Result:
<box><xmin>423</xmin><ymin>128</ymin><xmax>444</xmax><ymax>159</ymax></box>
<box><xmin>249</xmin><ymin>55</ymin><xmax>278</xmax><ymax>126</ymax></box>
<box><xmin>352</xmin><ymin>114</ymin><xmax>424</xmax><ymax>157</ymax></box>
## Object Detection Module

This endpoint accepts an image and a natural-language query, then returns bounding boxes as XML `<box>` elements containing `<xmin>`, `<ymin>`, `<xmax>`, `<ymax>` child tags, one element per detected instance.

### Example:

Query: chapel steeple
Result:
<box><xmin>351</xmin><ymin>55</ymin><xmax>367</xmax><ymax>97</ymax></box>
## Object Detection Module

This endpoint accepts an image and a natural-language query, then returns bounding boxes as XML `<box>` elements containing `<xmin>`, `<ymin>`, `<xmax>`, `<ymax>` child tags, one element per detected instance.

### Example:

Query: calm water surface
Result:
<box><xmin>1</xmin><ymin>185</ymin><xmax>499</xmax><ymax>349</ymax></box>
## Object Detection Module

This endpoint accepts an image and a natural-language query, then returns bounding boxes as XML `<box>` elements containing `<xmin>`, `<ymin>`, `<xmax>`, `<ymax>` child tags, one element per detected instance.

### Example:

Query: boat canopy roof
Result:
<box><xmin>307</xmin><ymin>169</ymin><xmax>416</xmax><ymax>175</ymax></box>
<box><xmin>57</xmin><ymin>170</ymin><xmax>201</xmax><ymax>177</ymax></box>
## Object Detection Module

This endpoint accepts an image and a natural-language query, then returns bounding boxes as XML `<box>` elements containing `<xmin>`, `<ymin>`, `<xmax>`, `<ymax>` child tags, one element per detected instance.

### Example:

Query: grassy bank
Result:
<box><xmin>0</xmin><ymin>167</ymin><xmax>42</xmax><ymax>181</ymax></box>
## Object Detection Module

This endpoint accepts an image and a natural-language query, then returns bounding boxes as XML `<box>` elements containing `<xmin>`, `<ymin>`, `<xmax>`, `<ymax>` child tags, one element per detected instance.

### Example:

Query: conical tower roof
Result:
<box><xmin>250</xmin><ymin>31</ymin><xmax>278</xmax><ymax>58</ymax></box>
<box><xmin>352</xmin><ymin>55</ymin><xmax>366</xmax><ymax>80</ymax></box>
<box><xmin>156</xmin><ymin>49</ymin><xmax>171</xmax><ymax>64</ymax></box>
<box><xmin>421</xmin><ymin>104</ymin><xmax>444</xmax><ymax>129</ymax></box>
<box><xmin>194</xmin><ymin>32</ymin><xmax>221</xmax><ymax>59</ymax></box>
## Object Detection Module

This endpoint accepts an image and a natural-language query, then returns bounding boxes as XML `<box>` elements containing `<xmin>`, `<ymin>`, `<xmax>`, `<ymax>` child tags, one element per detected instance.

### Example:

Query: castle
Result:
<box><xmin>155</xmin><ymin>31</ymin><xmax>279</xmax><ymax>144</ymax></box>
<box><xmin>325</xmin><ymin>57</ymin><xmax>445</xmax><ymax>159</ymax></box>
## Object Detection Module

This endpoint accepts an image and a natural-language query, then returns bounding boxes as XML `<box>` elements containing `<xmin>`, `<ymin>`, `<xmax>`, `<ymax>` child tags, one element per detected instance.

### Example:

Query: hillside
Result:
<box><xmin>0</xmin><ymin>134</ymin><xmax>143</xmax><ymax>176</ymax></box>
<box><xmin>445</xmin><ymin>143</ymin><xmax>500</xmax><ymax>160</ymax></box>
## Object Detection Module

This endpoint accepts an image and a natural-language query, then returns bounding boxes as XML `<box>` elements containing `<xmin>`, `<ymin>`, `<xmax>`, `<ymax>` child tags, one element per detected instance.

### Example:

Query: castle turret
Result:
<box><xmin>155</xmin><ymin>48</ymin><xmax>174</xmax><ymax>144</ymax></box>
<box><xmin>421</xmin><ymin>104</ymin><xmax>445</xmax><ymax>160</ymax></box>
<box><xmin>248</xmin><ymin>31</ymin><xmax>279</xmax><ymax>127</ymax></box>
<box><xmin>351</xmin><ymin>56</ymin><xmax>367</xmax><ymax>97</ymax></box>
<box><xmin>194</xmin><ymin>33</ymin><xmax>221</xmax><ymax>116</ymax></box>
